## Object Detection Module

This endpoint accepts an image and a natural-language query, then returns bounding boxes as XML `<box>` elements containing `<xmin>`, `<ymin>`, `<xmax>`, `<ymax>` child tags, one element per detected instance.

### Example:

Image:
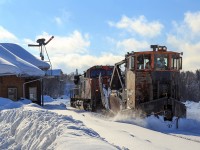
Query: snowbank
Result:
<box><xmin>111</xmin><ymin>101</ymin><xmax>200</xmax><ymax>145</ymax></box>
<box><xmin>0</xmin><ymin>98</ymin><xmax>31</xmax><ymax>110</ymax></box>
<box><xmin>112</xmin><ymin>101</ymin><xmax>200</xmax><ymax>131</ymax></box>
<box><xmin>43</xmin><ymin>95</ymin><xmax>54</xmax><ymax>102</ymax></box>
<box><xmin>0</xmin><ymin>98</ymin><xmax>117</xmax><ymax>150</ymax></box>
<box><xmin>184</xmin><ymin>100</ymin><xmax>200</xmax><ymax>121</ymax></box>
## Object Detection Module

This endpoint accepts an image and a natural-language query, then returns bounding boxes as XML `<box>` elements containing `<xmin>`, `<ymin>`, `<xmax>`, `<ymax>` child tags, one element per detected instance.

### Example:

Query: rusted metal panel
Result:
<box><xmin>126</xmin><ymin>70</ymin><xmax>136</xmax><ymax>109</ymax></box>
<box><xmin>81</xmin><ymin>78</ymin><xmax>91</xmax><ymax>99</ymax></box>
<box><xmin>174</xmin><ymin>99</ymin><xmax>186</xmax><ymax>118</ymax></box>
<box><xmin>139</xmin><ymin>97</ymin><xmax>169</xmax><ymax>116</ymax></box>
<box><xmin>109</xmin><ymin>91</ymin><xmax>121</xmax><ymax>113</ymax></box>
<box><xmin>139</xmin><ymin>97</ymin><xmax>186</xmax><ymax>119</ymax></box>
<box><xmin>135</xmin><ymin>71</ymin><xmax>153</xmax><ymax>105</ymax></box>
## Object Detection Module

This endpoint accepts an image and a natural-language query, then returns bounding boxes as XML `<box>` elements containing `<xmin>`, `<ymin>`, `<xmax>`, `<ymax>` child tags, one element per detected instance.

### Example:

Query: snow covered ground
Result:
<box><xmin>0</xmin><ymin>96</ymin><xmax>200</xmax><ymax>150</ymax></box>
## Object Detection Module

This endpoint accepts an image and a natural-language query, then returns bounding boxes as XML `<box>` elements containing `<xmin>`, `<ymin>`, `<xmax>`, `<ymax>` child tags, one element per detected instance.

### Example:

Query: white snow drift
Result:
<box><xmin>0</xmin><ymin>97</ymin><xmax>200</xmax><ymax>150</ymax></box>
<box><xmin>0</xmin><ymin>99</ymin><xmax>117</xmax><ymax>150</ymax></box>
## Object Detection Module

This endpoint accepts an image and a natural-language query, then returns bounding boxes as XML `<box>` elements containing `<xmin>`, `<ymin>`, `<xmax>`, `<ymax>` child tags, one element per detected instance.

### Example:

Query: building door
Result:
<box><xmin>8</xmin><ymin>88</ymin><xmax>17</xmax><ymax>100</ymax></box>
<box><xmin>29</xmin><ymin>87</ymin><xmax>37</xmax><ymax>101</ymax></box>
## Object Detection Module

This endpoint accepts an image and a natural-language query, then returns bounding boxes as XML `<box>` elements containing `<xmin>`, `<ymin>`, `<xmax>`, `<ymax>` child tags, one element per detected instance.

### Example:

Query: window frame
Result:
<box><xmin>8</xmin><ymin>87</ymin><xmax>17</xmax><ymax>100</ymax></box>
<box><xmin>171</xmin><ymin>54</ymin><xmax>181</xmax><ymax>70</ymax></box>
<box><xmin>154</xmin><ymin>54</ymin><xmax>169</xmax><ymax>70</ymax></box>
<box><xmin>136</xmin><ymin>54</ymin><xmax>151</xmax><ymax>70</ymax></box>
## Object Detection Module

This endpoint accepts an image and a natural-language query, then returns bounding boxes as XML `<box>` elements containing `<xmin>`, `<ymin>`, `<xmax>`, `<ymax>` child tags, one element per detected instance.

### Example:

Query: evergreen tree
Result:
<box><xmin>180</xmin><ymin>70</ymin><xmax>200</xmax><ymax>102</ymax></box>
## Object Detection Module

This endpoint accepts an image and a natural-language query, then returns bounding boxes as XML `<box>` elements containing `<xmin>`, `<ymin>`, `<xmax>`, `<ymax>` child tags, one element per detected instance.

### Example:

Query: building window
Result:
<box><xmin>29</xmin><ymin>87</ymin><xmax>37</xmax><ymax>101</ymax></box>
<box><xmin>8</xmin><ymin>88</ymin><xmax>17</xmax><ymax>100</ymax></box>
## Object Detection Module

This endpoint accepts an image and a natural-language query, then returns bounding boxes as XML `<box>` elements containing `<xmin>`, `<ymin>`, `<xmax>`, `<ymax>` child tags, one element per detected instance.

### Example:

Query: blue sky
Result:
<box><xmin>0</xmin><ymin>0</ymin><xmax>200</xmax><ymax>73</ymax></box>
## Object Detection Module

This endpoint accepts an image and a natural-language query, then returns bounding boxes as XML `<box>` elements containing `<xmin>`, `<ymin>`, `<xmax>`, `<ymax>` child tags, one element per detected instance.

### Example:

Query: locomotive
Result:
<box><xmin>70</xmin><ymin>65</ymin><xmax>114</xmax><ymax>111</ymax></box>
<box><xmin>70</xmin><ymin>45</ymin><xmax>186</xmax><ymax>121</ymax></box>
<box><xmin>108</xmin><ymin>45</ymin><xmax>186</xmax><ymax>120</ymax></box>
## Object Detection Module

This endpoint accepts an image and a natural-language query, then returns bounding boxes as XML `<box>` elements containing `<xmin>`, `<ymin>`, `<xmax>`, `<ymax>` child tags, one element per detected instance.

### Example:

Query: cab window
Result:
<box><xmin>154</xmin><ymin>54</ymin><xmax>168</xmax><ymax>70</ymax></box>
<box><xmin>171</xmin><ymin>54</ymin><xmax>181</xmax><ymax>70</ymax></box>
<box><xmin>137</xmin><ymin>54</ymin><xmax>151</xmax><ymax>70</ymax></box>
<box><xmin>90</xmin><ymin>69</ymin><xmax>106</xmax><ymax>78</ymax></box>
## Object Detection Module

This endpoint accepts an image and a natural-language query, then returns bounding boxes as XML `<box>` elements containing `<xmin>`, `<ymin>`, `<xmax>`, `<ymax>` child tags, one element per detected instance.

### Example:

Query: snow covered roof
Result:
<box><xmin>0</xmin><ymin>43</ymin><xmax>50</xmax><ymax>70</ymax></box>
<box><xmin>0</xmin><ymin>43</ymin><xmax>48</xmax><ymax>77</ymax></box>
<box><xmin>0</xmin><ymin>57</ymin><xmax>20</xmax><ymax>75</ymax></box>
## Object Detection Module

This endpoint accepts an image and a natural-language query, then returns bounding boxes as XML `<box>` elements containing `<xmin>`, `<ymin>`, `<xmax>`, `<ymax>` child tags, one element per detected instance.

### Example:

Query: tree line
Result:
<box><xmin>180</xmin><ymin>69</ymin><xmax>200</xmax><ymax>102</ymax></box>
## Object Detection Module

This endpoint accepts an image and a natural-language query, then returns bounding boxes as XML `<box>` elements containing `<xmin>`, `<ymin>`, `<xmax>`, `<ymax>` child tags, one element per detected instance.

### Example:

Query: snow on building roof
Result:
<box><xmin>0</xmin><ymin>57</ymin><xmax>21</xmax><ymax>75</ymax></box>
<box><xmin>0</xmin><ymin>43</ymin><xmax>46</xmax><ymax>77</ymax></box>
<box><xmin>0</xmin><ymin>43</ymin><xmax>50</xmax><ymax>70</ymax></box>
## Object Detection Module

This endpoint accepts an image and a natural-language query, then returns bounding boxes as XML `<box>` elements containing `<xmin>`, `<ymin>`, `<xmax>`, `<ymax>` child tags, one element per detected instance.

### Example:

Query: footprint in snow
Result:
<box><xmin>145</xmin><ymin>139</ymin><xmax>151</xmax><ymax>143</ymax></box>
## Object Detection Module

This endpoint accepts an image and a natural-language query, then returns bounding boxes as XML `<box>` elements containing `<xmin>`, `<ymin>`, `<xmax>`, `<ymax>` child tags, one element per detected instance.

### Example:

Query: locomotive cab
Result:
<box><xmin>109</xmin><ymin>45</ymin><xmax>186</xmax><ymax>120</ymax></box>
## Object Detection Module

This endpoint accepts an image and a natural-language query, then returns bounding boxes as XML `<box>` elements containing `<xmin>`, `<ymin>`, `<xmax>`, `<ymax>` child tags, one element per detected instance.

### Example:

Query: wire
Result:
<box><xmin>44</xmin><ymin>45</ymin><xmax>52</xmax><ymax>75</ymax></box>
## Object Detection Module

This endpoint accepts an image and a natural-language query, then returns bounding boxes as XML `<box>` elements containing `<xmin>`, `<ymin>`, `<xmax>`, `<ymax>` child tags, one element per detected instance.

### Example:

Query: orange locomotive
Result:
<box><xmin>109</xmin><ymin>45</ymin><xmax>186</xmax><ymax>120</ymax></box>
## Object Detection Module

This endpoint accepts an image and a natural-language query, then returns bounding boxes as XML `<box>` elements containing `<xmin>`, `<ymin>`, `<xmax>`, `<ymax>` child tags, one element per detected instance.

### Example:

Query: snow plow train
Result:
<box><xmin>70</xmin><ymin>66</ymin><xmax>114</xmax><ymax>111</ymax></box>
<box><xmin>70</xmin><ymin>45</ymin><xmax>186</xmax><ymax>121</ymax></box>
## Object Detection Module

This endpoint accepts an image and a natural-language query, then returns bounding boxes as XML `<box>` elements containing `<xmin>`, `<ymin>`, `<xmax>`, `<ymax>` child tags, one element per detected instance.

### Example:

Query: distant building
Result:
<box><xmin>43</xmin><ymin>69</ymin><xmax>65</xmax><ymax>98</ymax></box>
<box><xmin>0</xmin><ymin>43</ymin><xmax>50</xmax><ymax>105</ymax></box>
<box><xmin>46</xmin><ymin>69</ymin><xmax>63</xmax><ymax>77</ymax></box>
